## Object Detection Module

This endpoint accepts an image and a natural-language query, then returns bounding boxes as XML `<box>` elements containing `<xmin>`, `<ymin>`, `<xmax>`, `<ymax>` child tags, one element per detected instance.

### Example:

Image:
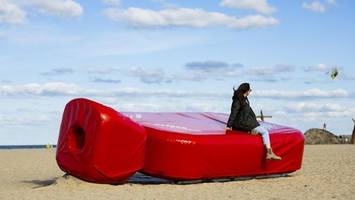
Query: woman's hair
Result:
<box><xmin>232</xmin><ymin>83</ymin><xmax>250</xmax><ymax>105</ymax></box>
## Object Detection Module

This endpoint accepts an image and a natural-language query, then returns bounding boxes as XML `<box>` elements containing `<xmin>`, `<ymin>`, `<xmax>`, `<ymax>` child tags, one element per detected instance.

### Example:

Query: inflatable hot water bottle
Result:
<box><xmin>56</xmin><ymin>98</ymin><xmax>304</xmax><ymax>184</ymax></box>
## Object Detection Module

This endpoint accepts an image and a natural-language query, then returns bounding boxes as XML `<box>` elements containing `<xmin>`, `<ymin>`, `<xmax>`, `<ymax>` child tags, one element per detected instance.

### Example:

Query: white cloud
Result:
<box><xmin>220</xmin><ymin>0</ymin><xmax>276</xmax><ymax>15</ymax></box>
<box><xmin>286</xmin><ymin>102</ymin><xmax>345</xmax><ymax>112</ymax></box>
<box><xmin>124</xmin><ymin>65</ymin><xmax>224</xmax><ymax>83</ymax></box>
<box><xmin>0</xmin><ymin>82</ymin><xmax>351</xmax><ymax>101</ymax></box>
<box><xmin>92</xmin><ymin>77</ymin><xmax>121</xmax><ymax>84</ymax></box>
<box><xmin>305</xmin><ymin>64</ymin><xmax>331</xmax><ymax>72</ymax></box>
<box><xmin>185</xmin><ymin>61</ymin><xmax>243</xmax><ymax>72</ymax></box>
<box><xmin>0</xmin><ymin>0</ymin><xmax>26</xmax><ymax>24</ymax></box>
<box><xmin>302</xmin><ymin>0</ymin><xmax>337</xmax><ymax>13</ymax></box>
<box><xmin>0</xmin><ymin>0</ymin><xmax>83</xmax><ymax>24</ymax></box>
<box><xmin>27</xmin><ymin>0</ymin><xmax>83</xmax><ymax>17</ymax></box>
<box><xmin>126</xmin><ymin>62</ymin><xmax>293</xmax><ymax>83</ymax></box>
<box><xmin>104</xmin><ymin>7</ymin><xmax>279</xmax><ymax>29</ymax></box>
<box><xmin>1</xmin><ymin>82</ymin><xmax>354</xmax><ymax>135</ymax></box>
<box><xmin>41</xmin><ymin>68</ymin><xmax>75</xmax><ymax>76</ymax></box>
<box><xmin>302</xmin><ymin>1</ymin><xmax>326</xmax><ymax>13</ymax></box>
<box><xmin>128</xmin><ymin>67</ymin><xmax>168</xmax><ymax>84</ymax></box>
<box><xmin>0</xmin><ymin>114</ymin><xmax>50</xmax><ymax>126</ymax></box>
<box><xmin>90</xmin><ymin>63</ymin><xmax>325</xmax><ymax>84</ymax></box>
<box><xmin>284</xmin><ymin>102</ymin><xmax>355</xmax><ymax>119</ymax></box>
<box><xmin>254</xmin><ymin>88</ymin><xmax>349</xmax><ymax>99</ymax></box>
<box><xmin>0</xmin><ymin>82</ymin><xmax>81</xmax><ymax>96</ymax></box>
<box><xmin>41</xmin><ymin>82</ymin><xmax>81</xmax><ymax>95</ymax></box>
<box><xmin>107</xmin><ymin>101</ymin><xmax>224</xmax><ymax>112</ymax></box>
<box><xmin>87</xmin><ymin>67</ymin><xmax>120</xmax><ymax>74</ymax></box>
<box><xmin>248</xmin><ymin>65</ymin><xmax>295</xmax><ymax>76</ymax></box>
<box><xmin>183</xmin><ymin>63</ymin><xmax>295</xmax><ymax>82</ymax></box>
<box><xmin>182</xmin><ymin>62</ymin><xmax>295</xmax><ymax>82</ymax></box>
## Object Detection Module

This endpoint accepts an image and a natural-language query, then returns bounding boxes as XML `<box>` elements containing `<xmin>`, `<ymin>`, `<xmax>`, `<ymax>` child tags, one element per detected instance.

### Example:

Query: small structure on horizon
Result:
<box><xmin>256</xmin><ymin>110</ymin><xmax>272</xmax><ymax>122</ymax></box>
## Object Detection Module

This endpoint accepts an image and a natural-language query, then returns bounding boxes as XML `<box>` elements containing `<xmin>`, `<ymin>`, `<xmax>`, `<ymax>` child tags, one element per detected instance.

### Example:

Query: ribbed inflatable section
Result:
<box><xmin>56</xmin><ymin>98</ymin><xmax>147</xmax><ymax>184</ymax></box>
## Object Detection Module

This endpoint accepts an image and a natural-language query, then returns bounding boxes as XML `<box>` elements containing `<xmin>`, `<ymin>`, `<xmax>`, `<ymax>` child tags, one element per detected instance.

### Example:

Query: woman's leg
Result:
<box><xmin>251</xmin><ymin>125</ymin><xmax>281</xmax><ymax>160</ymax></box>
<box><xmin>252</xmin><ymin>126</ymin><xmax>270</xmax><ymax>146</ymax></box>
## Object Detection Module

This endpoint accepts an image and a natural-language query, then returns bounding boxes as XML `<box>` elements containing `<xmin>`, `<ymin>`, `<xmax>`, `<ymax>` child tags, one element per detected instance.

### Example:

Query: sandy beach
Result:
<box><xmin>0</xmin><ymin>145</ymin><xmax>354</xmax><ymax>200</ymax></box>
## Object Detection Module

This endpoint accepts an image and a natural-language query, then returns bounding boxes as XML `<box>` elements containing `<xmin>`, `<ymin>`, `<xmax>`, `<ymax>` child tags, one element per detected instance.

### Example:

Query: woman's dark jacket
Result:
<box><xmin>227</xmin><ymin>97</ymin><xmax>260</xmax><ymax>131</ymax></box>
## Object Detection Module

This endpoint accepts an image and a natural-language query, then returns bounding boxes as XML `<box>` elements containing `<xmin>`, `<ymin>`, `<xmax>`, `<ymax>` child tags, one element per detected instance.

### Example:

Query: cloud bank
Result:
<box><xmin>302</xmin><ymin>0</ymin><xmax>337</xmax><ymax>13</ymax></box>
<box><xmin>104</xmin><ymin>7</ymin><xmax>279</xmax><ymax>29</ymax></box>
<box><xmin>0</xmin><ymin>0</ymin><xmax>83</xmax><ymax>24</ymax></box>
<box><xmin>220</xmin><ymin>0</ymin><xmax>276</xmax><ymax>15</ymax></box>
<box><xmin>0</xmin><ymin>82</ymin><xmax>350</xmax><ymax>100</ymax></box>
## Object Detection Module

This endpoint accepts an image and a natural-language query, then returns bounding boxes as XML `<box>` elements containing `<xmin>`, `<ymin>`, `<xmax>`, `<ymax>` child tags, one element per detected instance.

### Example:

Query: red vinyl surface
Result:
<box><xmin>56</xmin><ymin>98</ymin><xmax>304</xmax><ymax>183</ymax></box>
<box><xmin>56</xmin><ymin>98</ymin><xmax>147</xmax><ymax>184</ymax></box>
<box><xmin>125</xmin><ymin>112</ymin><xmax>304</xmax><ymax>180</ymax></box>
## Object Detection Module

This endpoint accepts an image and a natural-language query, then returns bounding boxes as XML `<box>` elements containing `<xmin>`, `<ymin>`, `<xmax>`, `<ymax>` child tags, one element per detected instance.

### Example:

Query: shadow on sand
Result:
<box><xmin>22</xmin><ymin>178</ymin><xmax>58</xmax><ymax>189</ymax></box>
<box><xmin>127</xmin><ymin>172</ymin><xmax>291</xmax><ymax>185</ymax></box>
<box><xmin>22</xmin><ymin>173</ymin><xmax>291</xmax><ymax>188</ymax></box>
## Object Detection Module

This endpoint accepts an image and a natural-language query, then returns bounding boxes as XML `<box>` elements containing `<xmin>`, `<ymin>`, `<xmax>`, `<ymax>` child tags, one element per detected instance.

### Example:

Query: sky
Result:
<box><xmin>0</xmin><ymin>0</ymin><xmax>354</xmax><ymax>145</ymax></box>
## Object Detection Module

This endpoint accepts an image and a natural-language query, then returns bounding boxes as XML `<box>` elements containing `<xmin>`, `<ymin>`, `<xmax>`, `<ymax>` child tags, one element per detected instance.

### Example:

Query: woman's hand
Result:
<box><xmin>225</xmin><ymin>127</ymin><xmax>232</xmax><ymax>130</ymax></box>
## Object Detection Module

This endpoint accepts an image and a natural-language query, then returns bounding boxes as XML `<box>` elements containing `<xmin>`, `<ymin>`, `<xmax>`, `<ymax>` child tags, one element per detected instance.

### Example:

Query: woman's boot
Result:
<box><xmin>266</xmin><ymin>148</ymin><xmax>282</xmax><ymax>160</ymax></box>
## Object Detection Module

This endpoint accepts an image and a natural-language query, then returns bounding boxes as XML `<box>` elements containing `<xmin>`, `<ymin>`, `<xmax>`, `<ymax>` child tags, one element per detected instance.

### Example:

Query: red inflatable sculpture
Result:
<box><xmin>56</xmin><ymin>98</ymin><xmax>304</xmax><ymax>184</ymax></box>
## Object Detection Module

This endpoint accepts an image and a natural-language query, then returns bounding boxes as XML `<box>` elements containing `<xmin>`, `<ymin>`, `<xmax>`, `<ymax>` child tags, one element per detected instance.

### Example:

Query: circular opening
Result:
<box><xmin>67</xmin><ymin>125</ymin><xmax>86</xmax><ymax>152</ymax></box>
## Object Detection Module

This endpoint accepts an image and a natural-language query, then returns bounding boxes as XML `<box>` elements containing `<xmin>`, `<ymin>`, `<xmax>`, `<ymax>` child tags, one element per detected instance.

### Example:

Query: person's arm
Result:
<box><xmin>226</xmin><ymin>100</ymin><xmax>241</xmax><ymax>128</ymax></box>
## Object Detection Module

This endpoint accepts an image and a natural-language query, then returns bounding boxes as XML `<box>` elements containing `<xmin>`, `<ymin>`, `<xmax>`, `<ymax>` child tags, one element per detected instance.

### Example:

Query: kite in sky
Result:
<box><xmin>327</xmin><ymin>67</ymin><xmax>339</xmax><ymax>80</ymax></box>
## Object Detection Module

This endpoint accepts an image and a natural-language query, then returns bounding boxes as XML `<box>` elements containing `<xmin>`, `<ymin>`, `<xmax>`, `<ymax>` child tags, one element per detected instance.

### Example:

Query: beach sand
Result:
<box><xmin>1</xmin><ymin>145</ymin><xmax>354</xmax><ymax>200</ymax></box>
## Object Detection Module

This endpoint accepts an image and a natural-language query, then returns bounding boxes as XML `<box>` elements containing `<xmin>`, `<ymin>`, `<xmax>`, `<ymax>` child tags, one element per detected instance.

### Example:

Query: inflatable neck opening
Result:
<box><xmin>68</xmin><ymin>125</ymin><xmax>86</xmax><ymax>152</ymax></box>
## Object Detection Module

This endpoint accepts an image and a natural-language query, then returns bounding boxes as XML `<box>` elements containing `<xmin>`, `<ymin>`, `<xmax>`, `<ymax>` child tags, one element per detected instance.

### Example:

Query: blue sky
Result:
<box><xmin>1</xmin><ymin>0</ymin><xmax>354</xmax><ymax>145</ymax></box>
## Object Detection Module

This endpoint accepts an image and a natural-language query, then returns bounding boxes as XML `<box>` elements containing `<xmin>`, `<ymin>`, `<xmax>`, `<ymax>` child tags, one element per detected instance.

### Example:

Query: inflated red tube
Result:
<box><xmin>56</xmin><ymin>98</ymin><xmax>146</xmax><ymax>184</ymax></box>
<box><xmin>56</xmin><ymin>99</ymin><xmax>304</xmax><ymax>183</ymax></box>
<box><xmin>128</xmin><ymin>112</ymin><xmax>304</xmax><ymax>181</ymax></box>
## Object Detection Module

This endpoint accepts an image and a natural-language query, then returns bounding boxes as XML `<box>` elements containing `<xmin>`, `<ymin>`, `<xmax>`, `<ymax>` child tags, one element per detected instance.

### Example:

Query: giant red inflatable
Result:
<box><xmin>56</xmin><ymin>98</ymin><xmax>304</xmax><ymax>184</ymax></box>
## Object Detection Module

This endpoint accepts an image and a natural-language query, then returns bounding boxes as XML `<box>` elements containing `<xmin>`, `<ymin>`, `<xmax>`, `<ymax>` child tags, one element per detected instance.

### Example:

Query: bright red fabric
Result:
<box><xmin>56</xmin><ymin>98</ymin><xmax>147</xmax><ymax>184</ymax></box>
<box><xmin>56</xmin><ymin>98</ymin><xmax>304</xmax><ymax>183</ymax></box>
